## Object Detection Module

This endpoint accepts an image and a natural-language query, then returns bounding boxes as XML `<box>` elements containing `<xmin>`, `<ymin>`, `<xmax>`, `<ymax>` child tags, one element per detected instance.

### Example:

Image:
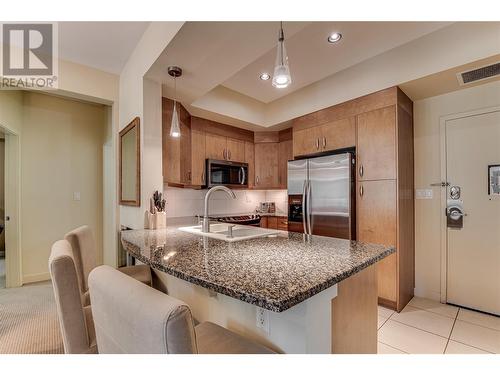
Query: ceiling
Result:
<box><xmin>149</xmin><ymin>21</ymin><xmax>450</xmax><ymax>108</ymax></box>
<box><xmin>223</xmin><ymin>22</ymin><xmax>451</xmax><ymax>103</ymax></box>
<box><xmin>400</xmin><ymin>54</ymin><xmax>500</xmax><ymax>101</ymax></box>
<box><xmin>58</xmin><ymin>22</ymin><xmax>150</xmax><ymax>74</ymax></box>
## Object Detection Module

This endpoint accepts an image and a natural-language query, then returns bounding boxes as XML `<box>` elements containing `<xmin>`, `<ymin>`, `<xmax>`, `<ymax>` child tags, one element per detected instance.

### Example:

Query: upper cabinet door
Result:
<box><xmin>226</xmin><ymin>138</ymin><xmax>245</xmax><ymax>162</ymax></box>
<box><xmin>320</xmin><ymin>117</ymin><xmax>355</xmax><ymax>152</ymax></box>
<box><xmin>205</xmin><ymin>133</ymin><xmax>227</xmax><ymax>160</ymax></box>
<box><xmin>244</xmin><ymin>141</ymin><xmax>255</xmax><ymax>188</ymax></box>
<box><xmin>191</xmin><ymin>130</ymin><xmax>206</xmax><ymax>186</ymax></box>
<box><xmin>293</xmin><ymin>126</ymin><xmax>322</xmax><ymax>157</ymax></box>
<box><xmin>254</xmin><ymin>143</ymin><xmax>279</xmax><ymax>188</ymax></box>
<box><xmin>278</xmin><ymin>139</ymin><xmax>293</xmax><ymax>188</ymax></box>
<box><xmin>357</xmin><ymin>106</ymin><xmax>396</xmax><ymax>181</ymax></box>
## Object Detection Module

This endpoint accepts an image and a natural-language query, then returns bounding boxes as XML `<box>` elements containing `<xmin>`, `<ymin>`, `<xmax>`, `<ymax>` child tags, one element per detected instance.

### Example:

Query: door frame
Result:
<box><xmin>1</xmin><ymin>126</ymin><xmax>22</xmax><ymax>287</ymax></box>
<box><xmin>439</xmin><ymin>105</ymin><xmax>500</xmax><ymax>303</ymax></box>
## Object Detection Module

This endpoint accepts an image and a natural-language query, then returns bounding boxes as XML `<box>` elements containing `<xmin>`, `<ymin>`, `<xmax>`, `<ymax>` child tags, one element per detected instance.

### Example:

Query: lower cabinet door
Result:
<box><xmin>357</xmin><ymin>179</ymin><xmax>397</xmax><ymax>305</ymax></box>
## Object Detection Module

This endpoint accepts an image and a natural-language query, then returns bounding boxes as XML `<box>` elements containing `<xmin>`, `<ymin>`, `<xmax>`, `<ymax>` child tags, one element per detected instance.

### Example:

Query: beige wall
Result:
<box><xmin>21</xmin><ymin>92</ymin><xmax>106</xmax><ymax>283</ymax></box>
<box><xmin>413</xmin><ymin>80</ymin><xmax>500</xmax><ymax>300</ymax></box>
<box><xmin>119</xmin><ymin>22</ymin><xmax>184</xmax><ymax>229</ymax></box>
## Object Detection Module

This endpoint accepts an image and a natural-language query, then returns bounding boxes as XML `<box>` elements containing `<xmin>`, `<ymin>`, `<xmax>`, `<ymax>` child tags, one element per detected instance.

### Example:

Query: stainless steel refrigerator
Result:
<box><xmin>287</xmin><ymin>152</ymin><xmax>355</xmax><ymax>239</ymax></box>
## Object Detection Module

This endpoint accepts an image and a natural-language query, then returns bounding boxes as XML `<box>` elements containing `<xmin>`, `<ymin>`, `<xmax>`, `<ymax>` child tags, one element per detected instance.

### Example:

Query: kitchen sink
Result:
<box><xmin>178</xmin><ymin>223</ymin><xmax>280</xmax><ymax>242</ymax></box>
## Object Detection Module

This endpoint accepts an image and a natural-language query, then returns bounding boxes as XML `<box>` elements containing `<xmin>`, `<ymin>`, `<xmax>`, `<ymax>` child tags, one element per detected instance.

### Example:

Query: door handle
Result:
<box><xmin>306</xmin><ymin>181</ymin><xmax>312</xmax><ymax>235</ymax></box>
<box><xmin>359</xmin><ymin>164</ymin><xmax>364</xmax><ymax>177</ymax></box>
<box><xmin>302</xmin><ymin>180</ymin><xmax>308</xmax><ymax>234</ymax></box>
<box><xmin>359</xmin><ymin>185</ymin><xmax>364</xmax><ymax>197</ymax></box>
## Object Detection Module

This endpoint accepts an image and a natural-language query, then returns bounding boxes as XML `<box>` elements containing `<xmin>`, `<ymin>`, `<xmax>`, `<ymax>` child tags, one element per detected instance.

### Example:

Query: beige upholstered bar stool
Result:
<box><xmin>89</xmin><ymin>265</ymin><xmax>276</xmax><ymax>354</ymax></box>
<box><xmin>49</xmin><ymin>240</ymin><xmax>97</xmax><ymax>354</ymax></box>
<box><xmin>65</xmin><ymin>225</ymin><xmax>152</xmax><ymax>306</ymax></box>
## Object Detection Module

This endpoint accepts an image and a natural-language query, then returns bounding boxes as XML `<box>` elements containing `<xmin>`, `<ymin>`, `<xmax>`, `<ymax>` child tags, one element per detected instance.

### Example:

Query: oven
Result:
<box><xmin>206</xmin><ymin>159</ymin><xmax>248</xmax><ymax>188</ymax></box>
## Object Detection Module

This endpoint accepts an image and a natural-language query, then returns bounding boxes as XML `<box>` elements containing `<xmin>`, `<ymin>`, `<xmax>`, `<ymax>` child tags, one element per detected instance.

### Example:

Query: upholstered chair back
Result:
<box><xmin>88</xmin><ymin>265</ymin><xmax>198</xmax><ymax>354</ymax></box>
<box><xmin>64</xmin><ymin>225</ymin><xmax>97</xmax><ymax>294</ymax></box>
<box><xmin>49</xmin><ymin>239</ymin><xmax>97</xmax><ymax>354</ymax></box>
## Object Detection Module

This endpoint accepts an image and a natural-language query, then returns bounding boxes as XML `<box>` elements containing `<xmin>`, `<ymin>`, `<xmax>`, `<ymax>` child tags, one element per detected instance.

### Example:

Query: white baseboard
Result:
<box><xmin>23</xmin><ymin>272</ymin><xmax>50</xmax><ymax>285</ymax></box>
<box><xmin>414</xmin><ymin>287</ymin><xmax>441</xmax><ymax>302</ymax></box>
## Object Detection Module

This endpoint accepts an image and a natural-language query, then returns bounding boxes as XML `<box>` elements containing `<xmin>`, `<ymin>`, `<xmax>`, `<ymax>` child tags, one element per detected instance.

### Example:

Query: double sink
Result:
<box><xmin>179</xmin><ymin>223</ymin><xmax>280</xmax><ymax>243</ymax></box>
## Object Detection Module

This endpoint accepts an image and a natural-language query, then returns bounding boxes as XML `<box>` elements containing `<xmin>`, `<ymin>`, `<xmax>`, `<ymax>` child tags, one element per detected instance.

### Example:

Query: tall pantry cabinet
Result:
<box><xmin>356</xmin><ymin>89</ymin><xmax>414</xmax><ymax>312</ymax></box>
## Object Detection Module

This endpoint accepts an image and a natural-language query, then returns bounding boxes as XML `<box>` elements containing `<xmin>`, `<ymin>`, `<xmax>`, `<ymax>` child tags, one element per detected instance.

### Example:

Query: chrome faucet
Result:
<box><xmin>202</xmin><ymin>186</ymin><xmax>236</xmax><ymax>233</ymax></box>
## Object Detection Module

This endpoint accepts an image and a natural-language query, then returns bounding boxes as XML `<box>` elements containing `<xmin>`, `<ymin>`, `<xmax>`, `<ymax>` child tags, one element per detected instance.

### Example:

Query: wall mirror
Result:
<box><xmin>119</xmin><ymin>117</ymin><xmax>140</xmax><ymax>206</ymax></box>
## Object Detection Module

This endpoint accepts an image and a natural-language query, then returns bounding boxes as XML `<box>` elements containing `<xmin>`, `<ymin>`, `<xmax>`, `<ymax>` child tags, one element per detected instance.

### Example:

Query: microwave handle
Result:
<box><xmin>240</xmin><ymin>166</ymin><xmax>246</xmax><ymax>185</ymax></box>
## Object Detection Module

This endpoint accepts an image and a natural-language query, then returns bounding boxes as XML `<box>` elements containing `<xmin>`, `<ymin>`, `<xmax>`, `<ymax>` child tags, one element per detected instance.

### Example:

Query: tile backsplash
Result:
<box><xmin>164</xmin><ymin>186</ymin><xmax>288</xmax><ymax>218</ymax></box>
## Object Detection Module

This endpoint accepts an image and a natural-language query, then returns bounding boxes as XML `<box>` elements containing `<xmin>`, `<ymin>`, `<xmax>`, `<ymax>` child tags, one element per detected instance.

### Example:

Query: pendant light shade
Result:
<box><xmin>272</xmin><ymin>22</ymin><xmax>291</xmax><ymax>89</ymax></box>
<box><xmin>170</xmin><ymin>101</ymin><xmax>180</xmax><ymax>138</ymax></box>
<box><xmin>167</xmin><ymin>66</ymin><xmax>183</xmax><ymax>138</ymax></box>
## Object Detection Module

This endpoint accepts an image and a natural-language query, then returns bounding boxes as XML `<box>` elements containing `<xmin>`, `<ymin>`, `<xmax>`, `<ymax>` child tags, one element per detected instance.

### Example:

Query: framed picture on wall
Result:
<box><xmin>488</xmin><ymin>164</ymin><xmax>500</xmax><ymax>195</ymax></box>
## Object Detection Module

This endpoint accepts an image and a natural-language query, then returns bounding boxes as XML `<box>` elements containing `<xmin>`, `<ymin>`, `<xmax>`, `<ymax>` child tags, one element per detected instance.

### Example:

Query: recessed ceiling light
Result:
<box><xmin>327</xmin><ymin>32</ymin><xmax>342</xmax><ymax>43</ymax></box>
<box><xmin>260</xmin><ymin>72</ymin><xmax>271</xmax><ymax>81</ymax></box>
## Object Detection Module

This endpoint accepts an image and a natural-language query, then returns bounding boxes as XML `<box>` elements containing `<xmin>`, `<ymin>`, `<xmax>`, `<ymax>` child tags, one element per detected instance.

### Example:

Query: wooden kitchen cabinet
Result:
<box><xmin>259</xmin><ymin>216</ymin><xmax>287</xmax><ymax>230</ymax></box>
<box><xmin>163</xmin><ymin>98</ymin><xmax>192</xmax><ymax>185</ymax></box>
<box><xmin>277</xmin><ymin>217</ymin><xmax>288</xmax><ymax>231</ymax></box>
<box><xmin>227</xmin><ymin>138</ymin><xmax>245</xmax><ymax>162</ymax></box>
<box><xmin>320</xmin><ymin>117</ymin><xmax>355</xmax><ymax>152</ymax></box>
<box><xmin>357</xmin><ymin>179</ymin><xmax>397</xmax><ymax>303</ymax></box>
<box><xmin>244</xmin><ymin>141</ymin><xmax>255</xmax><ymax>188</ymax></box>
<box><xmin>356</xmin><ymin>106</ymin><xmax>396</xmax><ymax>181</ymax></box>
<box><xmin>205</xmin><ymin>133</ymin><xmax>245</xmax><ymax>162</ymax></box>
<box><xmin>205</xmin><ymin>133</ymin><xmax>226</xmax><ymax>160</ymax></box>
<box><xmin>278</xmin><ymin>139</ymin><xmax>293</xmax><ymax>189</ymax></box>
<box><xmin>293</xmin><ymin>117</ymin><xmax>355</xmax><ymax>157</ymax></box>
<box><xmin>191</xmin><ymin>130</ymin><xmax>206</xmax><ymax>186</ymax></box>
<box><xmin>293</xmin><ymin>126</ymin><xmax>323</xmax><ymax>156</ymax></box>
<box><xmin>267</xmin><ymin>216</ymin><xmax>278</xmax><ymax>229</ymax></box>
<box><xmin>254</xmin><ymin>143</ymin><xmax>279</xmax><ymax>189</ymax></box>
<box><xmin>259</xmin><ymin>216</ymin><xmax>268</xmax><ymax>228</ymax></box>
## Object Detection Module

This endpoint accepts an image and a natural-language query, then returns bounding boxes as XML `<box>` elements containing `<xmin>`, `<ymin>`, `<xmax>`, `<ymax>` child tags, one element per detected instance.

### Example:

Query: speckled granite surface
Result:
<box><xmin>121</xmin><ymin>227</ymin><xmax>394</xmax><ymax>312</ymax></box>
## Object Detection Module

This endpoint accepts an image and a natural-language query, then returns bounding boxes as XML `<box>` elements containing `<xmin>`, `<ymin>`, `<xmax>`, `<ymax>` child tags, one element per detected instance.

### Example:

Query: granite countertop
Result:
<box><xmin>121</xmin><ymin>226</ymin><xmax>394</xmax><ymax>312</ymax></box>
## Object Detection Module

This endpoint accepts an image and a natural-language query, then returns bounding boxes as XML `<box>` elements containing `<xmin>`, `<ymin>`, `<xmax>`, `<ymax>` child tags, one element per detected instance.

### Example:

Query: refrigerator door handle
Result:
<box><xmin>306</xmin><ymin>180</ymin><xmax>312</xmax><ymax>235</ymax></box>
<box><xmin>302</xmin><ymin>180</ymin><xmax>308</xmax><ymax>234</ymax></box>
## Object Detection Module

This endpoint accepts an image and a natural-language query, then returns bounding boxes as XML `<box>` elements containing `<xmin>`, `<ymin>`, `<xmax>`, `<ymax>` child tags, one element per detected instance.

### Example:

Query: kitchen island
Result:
<box><xmin>121</xmin><ymin>222</ymin><xmax>394</xmax><ymax>353</ymax></box>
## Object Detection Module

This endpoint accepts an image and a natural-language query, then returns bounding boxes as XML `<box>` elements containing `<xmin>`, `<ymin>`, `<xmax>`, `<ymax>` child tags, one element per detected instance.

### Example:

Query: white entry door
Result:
<box><xmin>445</xmin><ymin>109</ymin><xmax>500</xmax><ymax>315</ymax></box>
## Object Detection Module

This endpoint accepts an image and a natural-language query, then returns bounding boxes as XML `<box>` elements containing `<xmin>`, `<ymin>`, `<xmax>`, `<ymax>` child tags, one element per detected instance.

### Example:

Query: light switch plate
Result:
<box><xmin>415</xmin><ymin>189</ymin><xmax>433</xmax><ymax>199</ymax></box>
<box><xmin>73</xmin><ymin>192</ymin><xmax>81</xmax><ymax>201</ymax></box>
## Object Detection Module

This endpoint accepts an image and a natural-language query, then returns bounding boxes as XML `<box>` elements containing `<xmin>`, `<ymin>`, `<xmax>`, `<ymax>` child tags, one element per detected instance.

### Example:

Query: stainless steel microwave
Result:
<box><xmin>206</xmin><ymin>159</ymin><xmax>248</xmax><ymax>188</ymax></box>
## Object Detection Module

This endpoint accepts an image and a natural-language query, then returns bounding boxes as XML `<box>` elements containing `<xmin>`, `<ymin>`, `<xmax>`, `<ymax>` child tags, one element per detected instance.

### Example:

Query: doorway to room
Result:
<box><xmin>0</xmin><ymin>132</ymin><xmax>4</xmax><ymax>288</ymax></box>
<box><xmin>441</xmin><ymin>107</ymin><xmax>500</xmax><ymax>316</ymax></box>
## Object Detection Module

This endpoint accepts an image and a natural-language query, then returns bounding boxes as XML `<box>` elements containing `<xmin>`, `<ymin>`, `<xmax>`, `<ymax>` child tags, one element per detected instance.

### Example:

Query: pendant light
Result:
<box><xmin>272</xmin><ymin>21</ymin><xmax>292</xmax><ymax>89</ymax></box>
<box><xmin>167</xmin><ymin>66</ymin><xmax>182</xmax><ymax>138</ymax></box>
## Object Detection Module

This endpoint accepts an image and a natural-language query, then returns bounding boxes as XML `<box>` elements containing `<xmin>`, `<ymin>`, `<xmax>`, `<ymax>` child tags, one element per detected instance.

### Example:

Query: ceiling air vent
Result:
<box><xmin>457</xmin><ymin>62</ymin><xmax>500</xmax><ymax>85</ymax></box>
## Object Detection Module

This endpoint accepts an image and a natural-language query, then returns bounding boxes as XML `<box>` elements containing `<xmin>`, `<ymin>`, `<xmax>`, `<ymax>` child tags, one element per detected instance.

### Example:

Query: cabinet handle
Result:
<box><xmin>359</xmin><ymin>164</ymin><xmax>364</xmax><ymax>177</ymax></box>
<box><xmin>359</xmin><ymin>185</ymin><xmax>364</xmax><ymax>197</ymax></box>
<box><xmin>224</xmin><ymin>149</ymin><xmax>227</xmax><ymax>159</ymax></box>
<box><xmin>201</xmin><ymin>171</ymin><xmax>205</xmax><ymax>184</ymax></box>
<box><xmin>256</xmin><ymin>176</ymin><xmax>259</xmax><ymax>185</ymax></box>
<box><xmin>323</xmin><ymin>137</ymin><xmax>326</xmax><ymax>149</ymax></box>
<box><xmin>188</xmin><ymin>171</ymin><xmax>191</xmax><ymax>181</ymax></box>
<box><xmin>316</xmin><ymin>138</ymin><xmax>320</xmax><ymax>150</ymax></box>
<box><xmin>228</xmin><ymin>150</ymin><xmax>231</xmax><ymax>160</ymax></box>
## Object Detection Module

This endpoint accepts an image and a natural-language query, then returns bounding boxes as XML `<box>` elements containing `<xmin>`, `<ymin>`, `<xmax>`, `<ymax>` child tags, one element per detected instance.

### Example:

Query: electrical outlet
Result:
<box><xmin>256</xmin><ymin>307</ymin><xmax>270</xmax><ymax>334</ymax></box>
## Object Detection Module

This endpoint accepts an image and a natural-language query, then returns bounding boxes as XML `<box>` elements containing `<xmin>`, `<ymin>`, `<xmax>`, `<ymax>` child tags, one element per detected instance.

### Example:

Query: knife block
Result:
<box><xmin>144</xmin><ymin>211</ymin><xmax>167</xmax><ymax>229</ymax></box>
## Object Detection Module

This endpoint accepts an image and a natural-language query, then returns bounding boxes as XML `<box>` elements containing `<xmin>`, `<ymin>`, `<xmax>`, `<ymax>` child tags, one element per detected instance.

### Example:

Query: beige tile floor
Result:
<box><xmin>377</xmin><ymin>296</ymin><xmax>499</xmax><ymax>354</ymax></box>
